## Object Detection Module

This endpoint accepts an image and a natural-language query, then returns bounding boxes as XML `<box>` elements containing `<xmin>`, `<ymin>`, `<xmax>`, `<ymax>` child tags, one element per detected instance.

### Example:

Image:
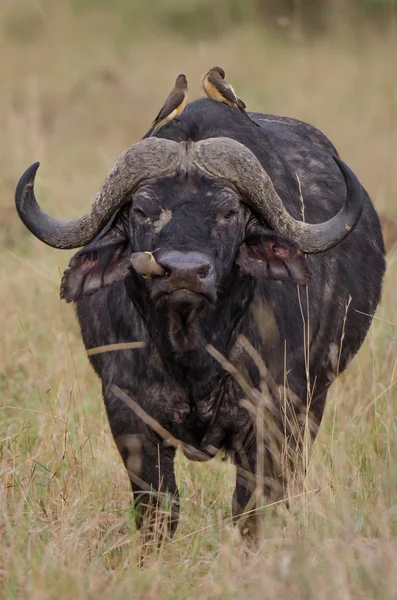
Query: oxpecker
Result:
<box><xmin>130</xmin><ymin>251</ymin><xmax>165</xmax><ymax>278</ymax></box>
<box><xmin>201</xmin><ymin>66</ymin><xmax>259</xmax><ymax>126</ymax></box>
<box><xmin>149</xmin><ymin>74</ymin><xmax>188</xmax><ymax>137</ymax></box>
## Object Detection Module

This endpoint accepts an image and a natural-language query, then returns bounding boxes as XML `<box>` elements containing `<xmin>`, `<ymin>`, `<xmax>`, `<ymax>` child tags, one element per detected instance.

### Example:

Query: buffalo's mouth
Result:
<box><xmin>166</xmin><ymin>288</ymin><xmax>206</xmax><ymax>321</ymax></box>
<box><xmin>151</xmin><ymin>284</ymin><xmax>215</xmax><ymax>306</ymax></box>
<box><xmin>166</xmin><ymin>289</ymin><xmax>207</xmax><ymax>316</ymax></box>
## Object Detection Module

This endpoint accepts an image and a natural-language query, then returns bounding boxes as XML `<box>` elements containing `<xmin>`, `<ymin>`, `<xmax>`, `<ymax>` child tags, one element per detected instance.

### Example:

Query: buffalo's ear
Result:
<box><xmin>61</xmin><ymin>212</ymin><xmax>130</xmax><ymax>303</ymax></box>
<box><xmin>236</xmin><ymin>231</ymin><xmax>311</xmax><ymax>284</ymax></box>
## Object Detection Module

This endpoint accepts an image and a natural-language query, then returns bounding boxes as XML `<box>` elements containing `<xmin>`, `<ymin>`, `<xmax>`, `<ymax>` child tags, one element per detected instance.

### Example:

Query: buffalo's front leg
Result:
<box><xmin>231</xmin><ymin>395</ymin><xmax>324</xmax><ymax>534</ymax></box>
<box><xmin>116</xmin><ymin>432</ymin><xmax>179</xmax><ymax>537</ymax></box>
<box><xmin>105</xmin><ymin>387</ymin><xmax>179</xmax><ymax>537</ymax></box>
<box><xmin>231</xmin><ymin>425</ymin><xmax>289</xmax><ymax>535</ymax></box>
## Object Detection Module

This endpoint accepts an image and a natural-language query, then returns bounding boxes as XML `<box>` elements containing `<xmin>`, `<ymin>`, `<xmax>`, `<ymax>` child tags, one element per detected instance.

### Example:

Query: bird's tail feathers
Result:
<box><xmin>244</xmin><ymin>112</ymin><xmax>261</xmax><ymax>128</ymax></box>
<box><xmin>149</xmin><ymin>125</ymin><xmax>160</xmax><ymax>137</ymax></box>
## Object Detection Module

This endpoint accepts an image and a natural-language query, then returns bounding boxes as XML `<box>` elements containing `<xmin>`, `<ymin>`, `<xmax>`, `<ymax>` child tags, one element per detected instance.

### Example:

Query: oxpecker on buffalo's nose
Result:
<box><xmin>130</xmin><ymin>252</ymin><xmax>165</xmax><ymax>278</ymax></box>
<box><xmin>149</xmin><ymin>74</ymin><xmax>188</xmax><ymax>137</ymax></box>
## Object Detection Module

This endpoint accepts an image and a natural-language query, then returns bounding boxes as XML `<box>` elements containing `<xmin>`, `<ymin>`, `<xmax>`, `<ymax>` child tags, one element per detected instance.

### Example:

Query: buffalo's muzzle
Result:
<box><xmin>151</xmin><ymin>251</ymin><xmax>216</xmax><ymax>303</ymax></box>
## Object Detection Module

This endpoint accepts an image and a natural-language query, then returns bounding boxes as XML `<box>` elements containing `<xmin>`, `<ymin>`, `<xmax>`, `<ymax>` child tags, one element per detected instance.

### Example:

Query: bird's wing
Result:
<box><xmin>229</xmin><ymin>83</ymin><xmax>247</xmax><ymax>111</ymax></box>
<box><xmin>207</xmin><ymin>73</ymin><xmax>239</xmax><ymax>105</ymax></box>
<box><xmin>227</xmin><ymin>83</ymin><xmax>240</xmax><ymax>103</ymax></box>
<box><xmin>152</xmin><ymin>88</ymin><xmax>185</xmax><ymax>124</ymax></box>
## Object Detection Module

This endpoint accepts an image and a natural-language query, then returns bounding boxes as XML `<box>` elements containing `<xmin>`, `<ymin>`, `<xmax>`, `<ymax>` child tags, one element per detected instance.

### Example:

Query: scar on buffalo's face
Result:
<box><xmin>154</xmin><ymin>208</ymin><xmax>172</xmax><ymax>233</ymax></box>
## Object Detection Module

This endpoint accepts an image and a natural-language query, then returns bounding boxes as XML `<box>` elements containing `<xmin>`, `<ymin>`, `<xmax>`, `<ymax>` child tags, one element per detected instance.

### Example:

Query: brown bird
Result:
<box><xmin>130</xmin><ymin>251</ymin><xmax>165</xmax><ymax>278</ymax></box>
<box><xmin>201</xmin><ymin>67</ymin><xmax>246</xmax><ymax>112</ymax></box>
<box><xmin>201</xmin><ymin>67</ymin><xmax>259</xmax><ymax>126</ymax></box>
<box><xmin>149</xmin><ymin>74</ymin><xmax>188</xmax><ymax>137</ymax></box>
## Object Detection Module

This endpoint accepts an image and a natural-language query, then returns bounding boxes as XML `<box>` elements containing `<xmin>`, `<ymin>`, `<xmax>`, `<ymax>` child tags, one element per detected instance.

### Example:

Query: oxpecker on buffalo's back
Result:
<box><xmin>149</xmin><ymin>74</ymin><xmax>188</xmax><ymax>137</ymax></box>
<box><xmin>201</xmin><ymin>66</ymin><xmax>260</xmax><ymax>129</ymax></box>
<box><xmin>201</xmin><ymin>67</ymin><xmax>245</xmax><ymax>111</ymax></box>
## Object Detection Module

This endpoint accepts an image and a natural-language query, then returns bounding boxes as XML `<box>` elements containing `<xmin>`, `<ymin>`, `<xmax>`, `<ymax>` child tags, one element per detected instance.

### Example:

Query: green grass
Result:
<box><xmin>1</xmin><ymin>1</ymin><xmax>397</xmax><ymax>597</ymax></box>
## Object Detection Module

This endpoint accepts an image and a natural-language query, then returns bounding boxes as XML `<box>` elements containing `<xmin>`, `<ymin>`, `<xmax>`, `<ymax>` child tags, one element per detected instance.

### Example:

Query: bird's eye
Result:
<box><xmin>223</xmin><ymin>210</ymin><xmax>237</xmax><ymax>220</ymax></box>
<box><xmin>134</xmin><ymin>208</ymin><xmax>148</xmax><ymax>219</ymax></box>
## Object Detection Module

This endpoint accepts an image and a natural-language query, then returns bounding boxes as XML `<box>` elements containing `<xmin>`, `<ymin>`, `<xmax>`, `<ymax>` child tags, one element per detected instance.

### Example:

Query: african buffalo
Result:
<box><xmin>15</xmin><ymin>98</ymin><xmax>385</xmax><ymax>535</ymax></box>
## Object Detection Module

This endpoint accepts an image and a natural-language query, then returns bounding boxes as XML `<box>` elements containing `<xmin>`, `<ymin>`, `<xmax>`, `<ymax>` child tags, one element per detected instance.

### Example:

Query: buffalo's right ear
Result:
<box><xmin>61</xmin><ymin>212</ymin><xmax>130</xmax><ymax>303</ymax></box>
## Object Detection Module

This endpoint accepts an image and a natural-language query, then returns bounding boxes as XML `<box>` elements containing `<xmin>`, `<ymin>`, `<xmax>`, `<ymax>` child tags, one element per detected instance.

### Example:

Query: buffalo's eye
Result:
<box><xmin>222</xmin><ymin>210</ymin><xmax>238</xmax><ymax>220</ymax></box>
<box><xmin>133</xmin><ymin>208</ymin><xmax>149</xmax><ymax>219</ymax></box>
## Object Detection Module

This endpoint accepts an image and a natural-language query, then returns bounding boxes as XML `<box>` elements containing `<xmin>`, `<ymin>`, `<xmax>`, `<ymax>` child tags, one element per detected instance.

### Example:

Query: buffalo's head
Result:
<box><xmin>15</xmin><ymin>137</ymin><xmax>363</xmax><ymax>353</ymax></box>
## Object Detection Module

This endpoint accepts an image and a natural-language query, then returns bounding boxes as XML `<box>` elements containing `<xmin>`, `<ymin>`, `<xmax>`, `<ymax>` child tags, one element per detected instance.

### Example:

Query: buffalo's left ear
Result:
<box><xmin>61</xmin><ymin>212</ymin><xmax>130</xmax><ymax>303</ymax></box>
<box><xmin>236</xmin><ymin>232</ymin><xmax>311</xmax><ymax>284</ymax></box>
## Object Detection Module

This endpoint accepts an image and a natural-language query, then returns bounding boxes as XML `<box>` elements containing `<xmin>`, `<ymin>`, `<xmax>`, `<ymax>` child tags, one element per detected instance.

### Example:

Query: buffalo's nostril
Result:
<box><xmin>157</xmin><ymin>251</ymin><xmax>213</xmax><ymax>280</ymax></box>
<box><xmin>197</xmin><ymin>264</ymin><xmax>210</xmax><ymax>279</ymax></box>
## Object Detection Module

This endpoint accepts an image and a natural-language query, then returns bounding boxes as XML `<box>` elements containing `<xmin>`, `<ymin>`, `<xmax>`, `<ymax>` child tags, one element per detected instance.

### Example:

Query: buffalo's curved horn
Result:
<box><xmin>15</xmin><ymin>138</ymin><xmax>183</xmax><ymax>249</ymax></box>
<box><xmin>193</xmin><ymin>137</ymin><xmax>363</xmax><ymax>253</ymax></box>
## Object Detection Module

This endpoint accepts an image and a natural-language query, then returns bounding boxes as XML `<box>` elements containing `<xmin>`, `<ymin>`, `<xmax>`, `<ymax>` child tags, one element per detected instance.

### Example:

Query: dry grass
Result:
<box><xmin>1</xmin><ymin>1</ymin><xmax>397</xmax><ymax>598</ymax></box>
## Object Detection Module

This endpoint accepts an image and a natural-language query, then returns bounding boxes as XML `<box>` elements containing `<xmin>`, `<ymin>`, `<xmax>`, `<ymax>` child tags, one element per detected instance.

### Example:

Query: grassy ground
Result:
<box><xmin>1</xmin><ymin>1</ymin><xmax>397</xmax><ymax>598</ymax></box>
